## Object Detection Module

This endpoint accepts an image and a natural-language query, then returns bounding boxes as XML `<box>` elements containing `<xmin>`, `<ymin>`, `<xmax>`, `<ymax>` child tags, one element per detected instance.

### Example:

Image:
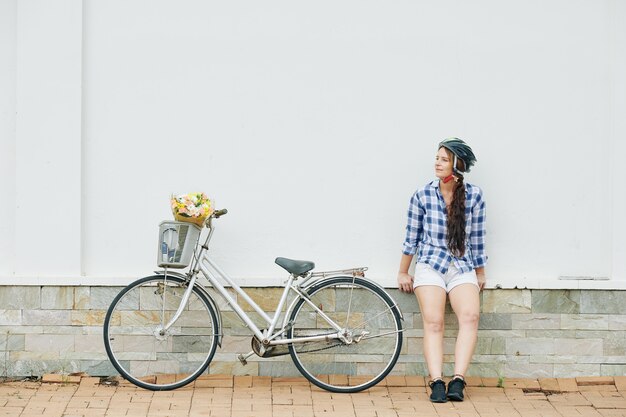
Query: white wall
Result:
<box><xmin>1</xmin><ymin>0</ymin><xmax>625</xmax><ymax>288</ymax></box>
<box><xmin>14</xmin><ymin>0</ymin><xmax>83</xmax><ymax>278</ymax></box>
<box><xmin>610</xmin><ymin>0</ymin><xmax>626</xmax><ymax>286</ymax></box>
<box><xmin>0</xmin><ymin>0</ymin><xmax>16</xmax><ymax>278</ymax></box>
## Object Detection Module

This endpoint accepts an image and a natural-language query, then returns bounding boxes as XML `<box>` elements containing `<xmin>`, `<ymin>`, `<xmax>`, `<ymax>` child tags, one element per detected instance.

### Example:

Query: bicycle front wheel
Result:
<box><xmin>103</xmin><ymin>275</ymin><xmax>219</xmax><ymax>390</ymax></box>
<box><xmin>288</xmin><ymin>277</ymin><xmax>403</xmax><ymax>393</ymax></box>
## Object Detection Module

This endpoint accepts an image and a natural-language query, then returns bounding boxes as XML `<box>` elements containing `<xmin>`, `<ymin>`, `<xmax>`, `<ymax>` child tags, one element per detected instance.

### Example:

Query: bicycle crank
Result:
<box><xmin>251</xmin><ymin>335</ymin><xmax>290</xmax><ymax>358</ymax></box>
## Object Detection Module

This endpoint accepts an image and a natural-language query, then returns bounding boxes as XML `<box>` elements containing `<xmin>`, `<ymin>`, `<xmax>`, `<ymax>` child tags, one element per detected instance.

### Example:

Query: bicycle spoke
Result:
<box><xmin>351</xmin><ymin>305</ymin><xmax>399</xmax><ymax>330</ymax></box>
<box><xmin>360</xmin><ymin>329</ymin><xmax>404</xmax><ymax>340</ymax></box>
<box><xmin>344</xmin><ymin>278</ymin><xmax>355</xmax><ymax>329</ymax></box>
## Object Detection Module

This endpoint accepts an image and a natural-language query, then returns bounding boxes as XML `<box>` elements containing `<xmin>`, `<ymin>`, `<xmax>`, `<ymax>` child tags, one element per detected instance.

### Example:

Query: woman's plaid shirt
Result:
<box><xmin>402</xmin><ymin>180</ymin><xmax>487</xmax><ymax>274</ymax></box>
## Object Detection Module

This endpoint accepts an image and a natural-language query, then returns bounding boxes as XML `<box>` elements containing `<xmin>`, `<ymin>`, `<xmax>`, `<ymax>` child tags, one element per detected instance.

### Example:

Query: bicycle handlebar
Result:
<box><xmin>213</xmin><ymin>209</ymin><xmax>228</xmax><ymax>218</ymax></box>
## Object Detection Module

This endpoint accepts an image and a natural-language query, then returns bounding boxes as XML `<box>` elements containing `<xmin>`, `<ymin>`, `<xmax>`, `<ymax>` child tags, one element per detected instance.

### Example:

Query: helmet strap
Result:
<box><xmin>443</xmin><ymin>154</ymin><xmax>460</xmax><ymax>183</ymax></box>
<box><xmin>443</xmin><ymin>174</ymin><xmax>456</xmax><ymax>183</ymax></box>
<box><xmin>452</xmin><ymin>154</ymin><xmax>465</xmax><ymax>176</ymax></box>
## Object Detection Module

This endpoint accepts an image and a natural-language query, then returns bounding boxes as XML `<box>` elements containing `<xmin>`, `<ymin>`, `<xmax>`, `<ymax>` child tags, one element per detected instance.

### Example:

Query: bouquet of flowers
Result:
<box><xmin>171</xmin><ymin>192</ymin><xmax>214</xmax><ymax>227</ymax></box>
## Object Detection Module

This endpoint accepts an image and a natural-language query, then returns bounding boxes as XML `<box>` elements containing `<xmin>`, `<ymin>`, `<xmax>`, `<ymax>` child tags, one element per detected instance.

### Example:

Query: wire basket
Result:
<box><xmin>157</xmin><ymin>221</ymin><xmax>202</xmax><ymax>268</ymax></box>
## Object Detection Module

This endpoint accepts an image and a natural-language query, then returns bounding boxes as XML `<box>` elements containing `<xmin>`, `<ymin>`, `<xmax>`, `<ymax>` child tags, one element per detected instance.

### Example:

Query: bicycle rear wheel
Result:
<box><xmin>288</xmin><ymin>277</ymin><xmax>403</xmax><ymax>393</ymax></box>
<box><xmin>103</xmin><ymin>275</ymin><xmax>219</xmax><ymax>390</ymax></box>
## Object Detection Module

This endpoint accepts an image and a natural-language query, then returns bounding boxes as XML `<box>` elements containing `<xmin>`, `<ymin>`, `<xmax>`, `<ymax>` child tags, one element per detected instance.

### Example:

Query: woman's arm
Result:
<box><xmin>399</xmin><ymin>192</ymin><xmax>423</xmax><ymax>293</ymax></box>
<box><xmin>397</xmin><ymin>254</ymin><xmax>414</xmax><ymax>293</ymax></box>
<box><xmin>475</xmin><ymin>266</ymin><xmax>486</xmax><ymax>291</ymax></box>
<box><xmin>470</xmin><ymin>188</ymin><xmax>487</xmax><ymax>290</ymax></box>
<box><xmin>470</xmin><ymin>189</ymin><xmax>487</xmax><ymax>270</ymax></box>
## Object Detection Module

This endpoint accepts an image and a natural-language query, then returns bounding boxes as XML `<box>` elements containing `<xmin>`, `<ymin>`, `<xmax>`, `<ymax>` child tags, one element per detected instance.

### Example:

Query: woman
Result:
<box><xmin>397</xmin><ymin>138</ymin><xmax>487</xmax><ymax>403</ymax></box>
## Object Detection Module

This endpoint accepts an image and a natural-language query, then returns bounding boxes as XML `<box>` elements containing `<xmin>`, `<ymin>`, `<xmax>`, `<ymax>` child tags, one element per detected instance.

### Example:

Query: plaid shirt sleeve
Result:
<box><xmin>402</xmin><ymin>192</ymin><xmax>423</xmax><ymax>256</ymax></box>
<box><xmin>470</xmin><ymin>187</ymin><xmax>487</xmax><ymax>268</ymax></box>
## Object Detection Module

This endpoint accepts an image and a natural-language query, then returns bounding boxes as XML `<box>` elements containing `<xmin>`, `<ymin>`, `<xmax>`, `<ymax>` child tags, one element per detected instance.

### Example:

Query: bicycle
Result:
<box><xmin>103</xmin><ymin>209</ymin><xmax>404</xmax><ymax>393</ymax></box>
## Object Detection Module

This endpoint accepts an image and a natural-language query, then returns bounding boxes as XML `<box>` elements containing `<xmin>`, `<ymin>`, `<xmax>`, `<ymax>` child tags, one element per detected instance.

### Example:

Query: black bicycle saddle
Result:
<box><xmin>275</xmin><ymin>257</ymin><xmax>315</xmax><ymax>276</ymax></box>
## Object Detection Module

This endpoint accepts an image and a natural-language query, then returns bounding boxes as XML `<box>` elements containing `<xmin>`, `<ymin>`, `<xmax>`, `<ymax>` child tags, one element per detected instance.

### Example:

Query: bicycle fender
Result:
<box><xmin>153</xmin><ymin>270</ymin><xmax>187</xmax><ymax>279</ymax></box>
<box><xmin>154</xmin><ymin>270</ymin><xmax>224</xmax><ymax>348</ymax></box>
<box><xmin>193</xmin><ymin>286</ymin><xmax>224</xmax><ymax>348</ymax></box>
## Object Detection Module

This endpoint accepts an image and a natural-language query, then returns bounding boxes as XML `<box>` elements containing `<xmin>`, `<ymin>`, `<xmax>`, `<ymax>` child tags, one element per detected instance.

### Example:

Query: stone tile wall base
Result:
<box><xmin>1</xmin><ymin>286</ymin><xmax>625</xmax><ymax>378</ymax></box>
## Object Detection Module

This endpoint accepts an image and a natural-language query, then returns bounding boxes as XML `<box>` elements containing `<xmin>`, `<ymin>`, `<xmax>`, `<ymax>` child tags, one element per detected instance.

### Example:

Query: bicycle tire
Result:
<box><xmin>287</xmin><ymin>276</ymin><xmax>403</xmax><ymax>393</ymax></box>
<box><xmin>103</xmin><ymin>275</ymin><xmax>219</xmax><ymax>390</ymax></box>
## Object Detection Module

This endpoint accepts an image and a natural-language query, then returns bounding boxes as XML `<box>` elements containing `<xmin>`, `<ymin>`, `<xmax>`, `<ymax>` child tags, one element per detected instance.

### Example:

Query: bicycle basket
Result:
<box><xmin>157</xmin><ymin>221</ymin><xmax>201</xmax><ymax>268</ymax></box>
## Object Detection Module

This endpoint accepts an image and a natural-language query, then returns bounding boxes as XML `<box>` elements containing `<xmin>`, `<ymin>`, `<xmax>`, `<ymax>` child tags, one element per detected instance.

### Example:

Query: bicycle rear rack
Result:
<box><xmin>298</xmin><ymin>267</ymin><xmax>367</xmax><ymax>287</ymax></box>
<box><xmin>310</xmin><ymin>267</ymin><xmax>368</xmax><ymax>278</ymax></box>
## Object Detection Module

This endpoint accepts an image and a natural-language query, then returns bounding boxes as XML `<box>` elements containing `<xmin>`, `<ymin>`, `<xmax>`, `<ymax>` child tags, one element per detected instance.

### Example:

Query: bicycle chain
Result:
<box><xmin>253</xmin><ymin>331</ymin><xmax>345</xmax><ymax>356</ymax></box>
<box><xmin>296</xmin><ymin>341</ymin><xmax>344</xmax><ymax>354</ymax></box>
<box><xmin>290</xmin><ymin>332</ymin><xmax>347</xmax><ymax>354</ymax></box>
<box><xmin>275</xmin><ymin>319</ymin><xmax>344</xmax><ymax>354</ymax></box>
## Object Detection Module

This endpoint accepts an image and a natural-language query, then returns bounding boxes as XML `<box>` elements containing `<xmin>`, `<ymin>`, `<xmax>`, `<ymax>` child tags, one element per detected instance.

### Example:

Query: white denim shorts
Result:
<box><xmin>413</xmin><ymin>262</ymin><xmax>478</xmax><ymax>293</ymax></box>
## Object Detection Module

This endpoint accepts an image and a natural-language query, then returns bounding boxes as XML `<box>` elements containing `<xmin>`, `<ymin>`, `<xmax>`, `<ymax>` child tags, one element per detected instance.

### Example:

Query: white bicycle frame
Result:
<box><xmin>160</xmin><ymin>219</ymin><xmax>371</xmax><ymax>354</ymax></box>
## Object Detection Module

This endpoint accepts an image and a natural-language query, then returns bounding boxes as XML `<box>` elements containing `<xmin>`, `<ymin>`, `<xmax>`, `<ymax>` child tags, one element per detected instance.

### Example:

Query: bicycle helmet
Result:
<box><xmin>438</xmin><ymin>137</ymin><xmax>477</xmax><ymax>174</ymax></box>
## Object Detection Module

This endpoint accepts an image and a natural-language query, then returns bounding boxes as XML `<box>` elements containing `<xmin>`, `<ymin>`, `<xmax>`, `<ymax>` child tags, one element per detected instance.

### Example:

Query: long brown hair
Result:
<box><xmin>442</xmin><ymin>147</ymin><xmax>466</xmax><ymax>258</ymax></box>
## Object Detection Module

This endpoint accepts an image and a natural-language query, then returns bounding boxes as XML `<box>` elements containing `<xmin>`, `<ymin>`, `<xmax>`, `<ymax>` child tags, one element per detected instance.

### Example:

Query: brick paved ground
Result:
<box><xmin>1</xmin><ymin>375</ymin><xmax>625</xmax><ymax>417</ymax></box>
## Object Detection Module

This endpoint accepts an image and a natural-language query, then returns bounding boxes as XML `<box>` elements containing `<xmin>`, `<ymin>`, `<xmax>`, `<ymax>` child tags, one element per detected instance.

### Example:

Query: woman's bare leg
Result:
<box><xmin>415</xmin><ymin>285</ymin><xmax>448</xmax><ymax>380</ymax></box>
<box><xmin>448</xmin><ymin>283</ymin><xmax>480</xmax><ymax>377</ymax></box>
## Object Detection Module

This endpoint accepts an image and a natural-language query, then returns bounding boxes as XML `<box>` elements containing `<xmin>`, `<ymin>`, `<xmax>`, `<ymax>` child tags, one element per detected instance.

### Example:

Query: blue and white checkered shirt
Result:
<box><xmin>402</xmin><ymin>180</ymin><xmax>487</xmax><ymax>274</ymax></box>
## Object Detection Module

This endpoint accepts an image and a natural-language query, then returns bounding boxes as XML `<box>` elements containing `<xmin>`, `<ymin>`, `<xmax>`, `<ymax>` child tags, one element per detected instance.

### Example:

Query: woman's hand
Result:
<box><xmin>476</xmin><ymin>267</ymin><xmax>486</xmax><ymax>291</ymax></box>
<box><xmin>397</xmin><ymin>272</ymin><xmax>414</xmax><ymax>293</ymax></box>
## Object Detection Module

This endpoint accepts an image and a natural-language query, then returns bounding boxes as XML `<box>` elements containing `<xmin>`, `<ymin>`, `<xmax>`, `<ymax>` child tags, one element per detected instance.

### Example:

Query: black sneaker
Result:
<box><xmin>429</xmin><ymin>379</ymin><xmax>447</xmax><ymax>403</ymax></box>
<box><xmin>447</xmin><ymin>377</ymin><xmax>466</xmax><ymax>401</ymax></box>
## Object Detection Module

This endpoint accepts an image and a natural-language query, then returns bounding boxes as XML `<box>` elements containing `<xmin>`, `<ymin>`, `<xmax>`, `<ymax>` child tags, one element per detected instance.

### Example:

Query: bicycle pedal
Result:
<box><xmin>237</xmin><ymin>354</ymin><xmax>248</xmax><ymax>366</ymax></box>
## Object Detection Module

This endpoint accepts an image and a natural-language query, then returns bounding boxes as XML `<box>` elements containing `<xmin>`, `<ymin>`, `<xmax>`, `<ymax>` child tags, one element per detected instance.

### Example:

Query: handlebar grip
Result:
<box><xmin>214</xmin><ymin>209</ymin><xmax>228</xmax><ymax>218</ymax></box>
